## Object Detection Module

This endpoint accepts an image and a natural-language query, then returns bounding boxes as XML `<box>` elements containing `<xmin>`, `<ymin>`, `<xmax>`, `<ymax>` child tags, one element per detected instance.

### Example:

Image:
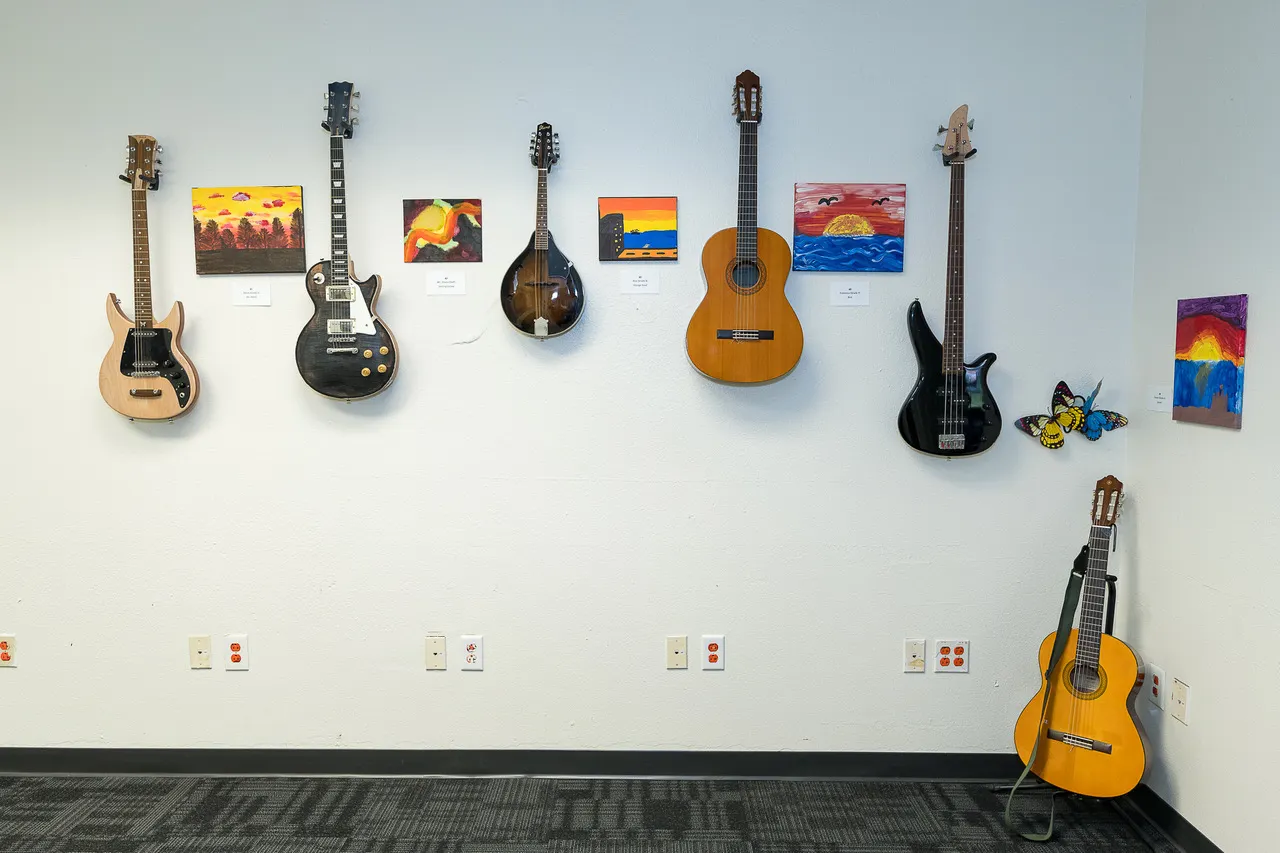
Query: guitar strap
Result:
<box><xmin>1004</xmin><ymin>544</ymin><xmax>1090</xmax><ymax>841</ymax></box>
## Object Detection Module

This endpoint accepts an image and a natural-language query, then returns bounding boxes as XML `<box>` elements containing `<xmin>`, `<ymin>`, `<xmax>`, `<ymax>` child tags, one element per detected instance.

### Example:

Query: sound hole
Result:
<box><xmin>728</xmin><ymin>259</ymin><xmax>763</xmax><ymax>294</ymax></box>
<box><xmin>1062</xmin><ymin>661</ymin><xmax>1108</xmax><ymax>699</ymax></box>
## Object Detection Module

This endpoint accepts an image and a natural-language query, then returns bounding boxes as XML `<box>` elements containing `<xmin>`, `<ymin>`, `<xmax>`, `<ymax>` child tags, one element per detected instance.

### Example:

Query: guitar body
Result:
<box><xmin>686</xmin><ymin>227</ymin><xmax>803</xmax><ymax>383</ymax></box>
<box><xmin>1014</xmin><ymin>628</ymin><xmax>1146</xmax><ymax>799</ymax></box>
<box><xmin>295</xmin><ymin>259</ymin><xmax>398</xmax><ymax>400</ymax></box>
<box><xmin>500</xmin><ymin>233</ymin><xmax>585</xmax><ymax>338</ymax></box>
<box><xmin>897</xmin><ymin>300</ymin><xmax>1000</xmax><ymax>456</ymax></box>
<box><xmin>98</xmin><ymin>293</ymin><xmax>199</xmax><ymax>420</ymax></box>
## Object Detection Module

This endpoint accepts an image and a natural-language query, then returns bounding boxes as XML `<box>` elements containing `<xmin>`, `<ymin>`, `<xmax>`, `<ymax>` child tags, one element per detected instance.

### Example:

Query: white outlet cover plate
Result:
<box><xmin>666</xmin><ymin>635</ymin><xmax>688</xmax><ymax>669</ymax></box>
<box><xmin>1145</xmin><ymin>664</ymin><xmax>1167</xmax><ymax>710</ymax></box>
<box><xmin>225</xmin><ymin>634</ymin><xmax>249</xmax><ymax>671</ymax></box>
<box><xmin>904</xmin><ymin>638</ymin><xmax>926</xmax><ymax>673</ymax></box>
<box><xmin>461</xmin><ymin>635</ymin><xmax>484</xmax><ymax>671</ymax></box>
<box><xmin>701</xmin><ymin>634</ymin><xmax>725</xmax><ymax>670</ymax></box>
<box><xmin>1171</xmin><ymin>678</ymin><xmax>1190</xmax><ymax>724</ymax></box>
<box><xmin>189</xmin><ymin>635</ymin><xmax>213</xmax><ymax>670</ymax></box>
<box><xmin>935</xmin><ymin>639</ymin><xmax>969</xmax><ymax>673</ymax></box>
<box><xmin>0</xmin><ymin>634</ymin><xmax>15</xmax><ymax>667</ymax></box>
<box><xmin>425</xmin><ymin>635</ymin><xmax>446</xmax><ymax>670</ymax></box>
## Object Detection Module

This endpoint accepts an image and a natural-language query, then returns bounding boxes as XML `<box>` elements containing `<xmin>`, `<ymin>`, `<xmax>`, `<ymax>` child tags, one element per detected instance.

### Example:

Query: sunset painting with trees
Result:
<box><xmin>192</xmin><ymin>186</ymin><xmax>305</xmax><ymax>274</ymax></box>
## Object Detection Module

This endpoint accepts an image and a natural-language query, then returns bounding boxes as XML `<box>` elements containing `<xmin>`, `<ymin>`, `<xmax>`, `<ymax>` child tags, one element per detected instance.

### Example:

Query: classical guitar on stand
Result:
<box><xmin>98</xmin><ymin>135</ymin><xmax>199</xmax><ymax>421</ymax></box>
<box><xmin>898</xmin><ymin>105</ymin><xmax>1000</xmax><ymax>455</ymax></box>
<box><xmin>500</xmin><ymin>122</ymin><xmax>584</xmax><ymax>338</ymax></box>
<box><xmin>1013</xmin><ymin>475</ymin><xmax>1146</xmax><ymax>799</ymax></box>
<box><xmin>686</xmin><ymin>70</ymin><xmax>802</xmax><ymax>383</ymax></box>
<box><xmin>295</xmin><ymin>81</ymin><xmax>398</xmax><ymax>400</ymax></box>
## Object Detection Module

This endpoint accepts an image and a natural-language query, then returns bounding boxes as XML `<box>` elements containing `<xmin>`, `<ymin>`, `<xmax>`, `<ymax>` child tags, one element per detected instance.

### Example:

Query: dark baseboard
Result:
<box><xmin>0</xmin><ymin>748</ymin><xmax>1024</xmax><ymax>779</ymax></box>
<box><xmin>1125</xmin><ymin>784</ymin><xmax>1223</xmax><ymax>853</ymax></box>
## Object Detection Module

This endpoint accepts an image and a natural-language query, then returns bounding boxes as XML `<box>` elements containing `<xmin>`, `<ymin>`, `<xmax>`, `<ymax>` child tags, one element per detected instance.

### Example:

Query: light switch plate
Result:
<box><xmin>425</xmin><ymin>635</ymin><xmax>446</xmax><ymax>670</ymax></box>
<box><xmin>666</xmin><ymin>635</ymin><xmax>688</xmax><ymax>669</ymax></box>
<box><xmin>701</xmin><ymin>634</ymin><xmax>725</xmax><ymax>670</ymax></box>
<box><xmin>224</xmin><ymin>634</ymin><xmax>249</xmax><ymax>671</ymax></box>
<box><xmin>188</xmin><ymin>635</ymin><xmax>212</xmax><ymax>669</ymax></box>
<box><xmin>935</xmin><ymin>639</ymin><xmax>969</xmax><ymax>673</ymax></box>
<box><xmin>1171</xmin><ymin>678</ymin><xmax>1190</xmax><ymax>724</ymax></box>
<box><xmin>461</xmin><ymin>635</ymin><xmax>483</xmax><ymax>671</ymax></box>
<box><xmin>904</xmin><ymin>638</ymin><xmax>926</xmax><ymax>673</ymax></box>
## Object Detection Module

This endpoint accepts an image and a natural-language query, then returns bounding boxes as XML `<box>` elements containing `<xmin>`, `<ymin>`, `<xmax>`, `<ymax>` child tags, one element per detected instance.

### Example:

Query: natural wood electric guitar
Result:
<box><xmin>686</xmin><ymin>70</ymin><xmax>802</xmax><ymax>383</ymax></box>
<box><xmin>99</xmin><ymin>135</ymin><xmax>199</xmax><ymax>420</ymax></box>
<box><xmin>1013</xmin><ymin>475</ymin><xmax>1146</xmax><ymax>799</ymax></box>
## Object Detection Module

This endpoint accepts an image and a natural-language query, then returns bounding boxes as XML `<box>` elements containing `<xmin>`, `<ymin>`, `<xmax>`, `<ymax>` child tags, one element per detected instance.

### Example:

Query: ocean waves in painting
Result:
<box><xmin>623</xmin><ymin>230</ymin><xmax>677</xmax><ymax>250</ymax></box>
<box><xmin>793</xmin><ymin>234</ymin><xmax>904</xmax><ymax>272</ymax></box>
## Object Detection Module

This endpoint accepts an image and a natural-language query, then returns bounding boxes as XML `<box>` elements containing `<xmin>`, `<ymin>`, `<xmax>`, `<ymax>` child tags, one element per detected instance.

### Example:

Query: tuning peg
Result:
<box><xmin>937</xmin><ymin>125</ymin><xmax>947</xmax><ymax>135</ymax></box>
<box><xmin>324</xmin><ymin>91</ymin><xmax>330</xmax><ymax>101</ymax></box>
<box><xmin>156</xmin><ymin>145</ymin><xmax>163</xmax><ymax>155</ymax></box>
<box><xmin>351</xmin><ymin>101</ymin><xmax>360</xmax><ymax>111</ymax></box>
<box><xmin>353</xmin><ymin>91</ymin><xmax>361</xmax><ymax>98</ymax></box>
<box><xmin>932</xmin><ymin>143</ymin><xmax>945</xmax><ymax>151</ymax></box>
<box><xmin>968</xmin><ymin>119</ymin><xmax>975</xmax><ymax>130</ymax></box>
<box><xmin>351</xmin><ymin>117</ymin><xmax>360</xmax><ymax>125</ymax></box>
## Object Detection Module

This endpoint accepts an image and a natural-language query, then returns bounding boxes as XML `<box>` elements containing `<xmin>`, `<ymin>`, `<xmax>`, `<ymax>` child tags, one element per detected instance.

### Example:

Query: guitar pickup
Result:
<box><xmin>325</xmin><ymin>286</ymin><xmax>355</xmax><ymax>302</ymax></box>
<box><xmin>937</xmin><ymin>435</ymin><xmax>966</xmax><ymax>450</ymax></box>
<box><xmin>326</xmin><ymin>319</ymin><xmax>355</xmax><ymax>335</ymax></box>
<box><xmin>1047</xmin><ymin>729</ymin><xmax>1112</xmax><ymax>754</ymax></box>
<box><xmin>129</xmin><ymin>389</ymin><xmax>163</xmax><ymax>398</ymax></box>
<box><xmin>716</xmin><ymin>329</ymin><xmax>774</xmax><ymax>341</ymax></box>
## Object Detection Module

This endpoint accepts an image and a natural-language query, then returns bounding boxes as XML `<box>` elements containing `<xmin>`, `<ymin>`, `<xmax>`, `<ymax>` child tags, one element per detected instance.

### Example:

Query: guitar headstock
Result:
<box><xmin>733</xmin><ymin>70</ymin><xmax>762</xmax><ymax>124</ymax></box>
<box><xmin>935</xmin><ymin>104</ymin><xmax>976</xmax><ymax>165</ymax></box>
<box><xmin>529</xmin><ymin>122</ymin><xmax>559</xmax><ymax>170</ymax></box>
<box><xmin>322</xmin><ymin>81</ymin><xmax>360</xmax><ymax>138</ymax></box>
<box><xmin>1090</xmin><ymin>475</ymin><xmax>1125</xmax><ymax>527</ymax></box>
<box><xmin>120</xmin><ymin>134</ymin><xmax>161</xmax><ymax>190</ymax></box>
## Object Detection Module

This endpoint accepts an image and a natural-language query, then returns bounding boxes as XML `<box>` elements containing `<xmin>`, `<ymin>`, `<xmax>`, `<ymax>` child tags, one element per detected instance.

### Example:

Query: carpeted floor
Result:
<box><xmin>0</xmin><ymin>776</ymin><xmax>1179</xmax><ymax>852</ymax></box>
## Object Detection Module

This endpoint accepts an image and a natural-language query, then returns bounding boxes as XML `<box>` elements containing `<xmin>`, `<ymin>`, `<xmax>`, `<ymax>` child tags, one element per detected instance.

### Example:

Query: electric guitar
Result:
<box><xmin>897</xmin><ymin>105</ymin><xmax>1000</xmax><ymax>455</ymax></box>
<box><xmin>295</xmin><ymin>81</ymin><xmax>398</xmax><ymax>399</ymax></box>
<box><xmin>686</xmin><ymin>70</ymin><xmax>802</xmax><ymax>383</ymax></box>
<box><xmin>1013</xmin><ymin>475</ymin><xmax>1146</xmax><ymax>799</ymax></box>
<box><xmin>500</xmin><ymin>122</ymin><xmax>584</xmax><ymax>338</ymax></box>
<box><xmin>98</xmin><ymin>135</ymin><xmax>199</xmax><ymax>420</ymax></box>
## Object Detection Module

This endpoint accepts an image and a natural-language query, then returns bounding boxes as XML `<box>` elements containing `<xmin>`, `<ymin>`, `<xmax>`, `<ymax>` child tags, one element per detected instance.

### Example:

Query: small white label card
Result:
<box><xmin>1147</xmin><ymin>384</ymin><xmax>1173</xmax><ymax>413</ymax></box>
<box><xmin>426</xmin><ymin>269</ymin><xmax>467</xmax><ymax>295</ymax></box>
<box><xmin>619</xmin><ymin>269</ymin><xmax>661</xmax><ymax>294</ymax></box>
<box><xmin>829</xmin><ymin>280</ymin><xmax>870</xmax><ymax>306</ymax></box>
<box><xmin>230</xmin><ymin>281</ymin><xmax>272</xmax><ymax>306</ymax></box>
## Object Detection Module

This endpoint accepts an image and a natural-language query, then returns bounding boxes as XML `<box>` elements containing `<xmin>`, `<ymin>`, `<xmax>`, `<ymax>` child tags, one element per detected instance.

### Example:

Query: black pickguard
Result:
<box><xmin>500</xmin><ymin>233</ymin><xmax>585</xmax><ymax>337</ymax></box>
<box><xmin>295</xmin><ymin>260</ymin><xmax>397</xmax><ymax>400</ymax></box>
<box><xmin>897</xmin><ymin>300</ymin><xmax>1001</xmax><ymax>457</ymax></box>
<box><xmin>118</xmin><ymin>327</ymin><xmax>193</xmax><ymax>408</ymax></box>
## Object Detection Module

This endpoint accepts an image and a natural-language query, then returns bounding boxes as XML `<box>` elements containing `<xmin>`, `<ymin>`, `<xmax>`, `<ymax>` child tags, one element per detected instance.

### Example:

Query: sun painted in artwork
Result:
<box><xmin>793</xmin><ymin>183</ymin><xmax>905</xmax><ymax>272</ymax></box>
<box><xmin>598</xmin><ymin>197</ymin><xmax>677</xmax><ymax>261</ymax></box>
<box><xmin>403</xmin><ymin>199</ymin><xmax>482</xmax><ymax>262</ymax></box>
<box><xmin>1173</xmin><ymin>294</ymin><xmax>1247</xmax><ymax>429</ymax></box>
<box><xmin>192</xmin><ymin>186</ymin><xmax>305</xmax><ymax>275</ymax></box>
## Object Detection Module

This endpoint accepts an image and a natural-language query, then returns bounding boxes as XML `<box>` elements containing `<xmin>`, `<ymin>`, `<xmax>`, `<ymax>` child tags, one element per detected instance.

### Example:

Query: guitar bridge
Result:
<box><xmin>1047</xmin><ymin>728</ymin><xmax>1113</xmax><ymax>754</ymax></box>
<box><xmin>716</xmin><ymin>329</ymin><xmax>775</xmax><ymax>341</ymax></box>
<box><xmin>937</xmin><ymin>434</ymin><xmax>966</xmax><ymax>450</ymax></box>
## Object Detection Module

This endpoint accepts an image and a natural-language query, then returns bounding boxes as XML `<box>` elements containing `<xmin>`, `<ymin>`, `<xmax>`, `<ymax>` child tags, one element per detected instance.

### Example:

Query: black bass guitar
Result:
<box><xmin>898</xmin><ymin>104</ymin><xmax>1000</xmax><ymax>456</ymax></box>
<box><xmin>500</xmin><ymin>122</ymin><xmax>584</xmax><ymax>337</ymax></box>
<box><xmin>295</xmin><ymin>81</ymin><xmax>398</xmax><ymax>399</ymax></box>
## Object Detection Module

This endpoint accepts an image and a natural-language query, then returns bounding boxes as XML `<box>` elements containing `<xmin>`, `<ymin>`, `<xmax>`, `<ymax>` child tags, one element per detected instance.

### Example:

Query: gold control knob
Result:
<box><xmin>377</xmin><ymin>364</ymin><xmax>388</xmax><ymax>374</ymax></box>
<box><xmin>363</xmin><ymin>349</ymin><xmax>373</xmax><ymax>358</ymax></box>
<box><xmin>361</xmin><ymin>367</ymin><xmax>371</xmax><ymax>377</ymax></box>
<box><xmin>379</xmin><ymin>346</ymin><xmax>389</xmax><ymax>356</ymax></box>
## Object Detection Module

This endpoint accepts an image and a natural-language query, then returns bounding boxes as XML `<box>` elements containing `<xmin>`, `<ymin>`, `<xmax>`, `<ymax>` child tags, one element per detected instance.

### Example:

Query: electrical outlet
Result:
<box><xmin>0</xmin><ymin>635</ymin><xmax>15</xmax><ymax>667</ymax></box>
<box><xmin>1144</xmin><ymin>664</ymin><xmax>1167</xmax><ymax>711</ymax></box>
<box><xmin>701</xmin><ymin>634</ymin><xmax>725</xmax><ymax>670</ymax></box>
<box><xmin>1171</xmin><ymin>678</ymin><xmax>1190</xmax><ymax>725</ymax></box>
<box><xmin>461</xmin><ymin>635</ymin><xmax>483</xmax><ymax>671</ymax></box>
<box><xmin>666</xmin><ymin>635</ymin><xmax>688</xmax><ymax>669</ymax></box>
<box><xmin>903</xmin><ymin>638</ymin><xmax>926</xmax><ymax>673</ymax></box>
<box><xmin>935</xmin><ymin>639</ymin><xmax>969</xmax><ymax>673</ymax></box>
<box><xmin>224</xmin><ymin>634</ymin><xmax>249</xmax><ymax>671</ymax></box>
<box><xmin>425</xmin><ymin>635</ymin><xmax>446</xmax><ymax>670</ymax></box>
<box><xmin>188</xmin><ymin>635</ymin><xmax>212</xmax><ymax>669</ymax></box>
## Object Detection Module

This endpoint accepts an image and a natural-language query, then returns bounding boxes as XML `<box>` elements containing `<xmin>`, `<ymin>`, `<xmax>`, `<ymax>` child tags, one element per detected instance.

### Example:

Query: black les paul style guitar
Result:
<box><xmin>295</xmin><ymin>81</ymin><xmax>398</xmax><ymax>399</ymax></box>
<box><xmin>500</xmin><ymin>122</ymin><xmax>584</xmax><ymax>338</ymax></box>
<box><xmin>898</xmin><ymin>105</ymin><xmax>1001</xmax><ymax>456</ymax></box>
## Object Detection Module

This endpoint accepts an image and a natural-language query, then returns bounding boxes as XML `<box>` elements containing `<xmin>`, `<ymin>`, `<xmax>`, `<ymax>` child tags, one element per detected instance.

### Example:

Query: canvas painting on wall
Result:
<box><xmin>403</xmin><ymin>199</ymin><xmax>482</xmax><ymax>262</ymax></box>
<box><xmin>1173</xmin><ymin>294</ymin><xmax>1248</xmax><ymax>428</ymax></box>
<box><xmin>793</xmin><ymin>183</ymin><xmax>905</xmax><ymax>272</ymax></box>
<box><xmin>598</xmin><ymin>197</ymin><xmax>677</xmax><ymax>261</ymax></box>
<box><xmin>192</xmin><ymin>187</ymin><xmax>305</xmax><ymax>275</ymax></box>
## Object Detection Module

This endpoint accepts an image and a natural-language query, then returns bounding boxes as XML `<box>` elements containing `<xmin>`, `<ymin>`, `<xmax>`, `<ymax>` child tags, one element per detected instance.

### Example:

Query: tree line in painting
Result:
<box><xmin>193</xmin><ymin>208</ymin><xmax>304</xmax><ymax>252</ymax></box>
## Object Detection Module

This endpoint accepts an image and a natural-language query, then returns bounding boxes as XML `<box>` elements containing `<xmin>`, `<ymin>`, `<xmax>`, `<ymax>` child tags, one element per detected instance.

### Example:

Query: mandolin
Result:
<box><xmin>500</xmin><ymin>122</ymin><xmax>584</xmax><ymax>338</ymax></box>
<box><xmin>686</xmin><ymin>70</ymin><xmax>802</xmax><ymax>383</ymax></box>
<box><xmin>897</xmin><ymin>105</ymin><xmax>1000</xmax><ymax>455</ymax></box>
<box><xmin>1013</xmin><ymin>475</ymin><xmax>1146</xmax><ymax>799</ymax></box>
<box><xmin>98</xmin><ymin>135</ymin><xmax>199</xmax><ymax>421</ymax></box>
<box><xmin>295</xmin><ymin>82</ymin><xmax>398</xmax><ymax>399</ymax></box>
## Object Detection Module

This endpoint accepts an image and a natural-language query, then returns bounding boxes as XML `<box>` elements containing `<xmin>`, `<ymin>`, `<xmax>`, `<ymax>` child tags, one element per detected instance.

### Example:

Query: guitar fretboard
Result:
<box><xmin>941</xmin><ymin>163</ymin><xmax>966</xmax><ymax>373</ymax></box>
<box><xmin>330</xmin><ymin>136</ymin><xmax>349</xmax><ymax>285</ymax></box>
<box><xmin>1074</xmin><ymin>524</ymin><xmax>1114</xmax><ymax>673</ymax></box>
<box><xmin>735</xmin><ymin>121</ymin><xmax>758</xmax><ymax>262</ymax></box>
<box><xmin>535</xmin><ymin>167</ymin><xmax>549</xmax><ymax>250</ymax></box>
<box><xmin>131</xmin><ymin>188</ymin><xmax>154</xmax><ymax>328</ymax></box>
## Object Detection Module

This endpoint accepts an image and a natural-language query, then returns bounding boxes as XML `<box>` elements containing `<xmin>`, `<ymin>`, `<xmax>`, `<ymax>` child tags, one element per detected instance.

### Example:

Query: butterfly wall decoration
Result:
<box><xmin>1014</xmin><ymin>380</ymin><xmax>1128</xmax><ymax>449</ymax></box>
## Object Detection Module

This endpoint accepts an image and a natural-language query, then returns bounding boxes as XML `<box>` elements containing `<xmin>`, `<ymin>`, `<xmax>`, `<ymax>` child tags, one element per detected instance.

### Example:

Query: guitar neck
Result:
<box><xmin>330</xmin><ymin>136</ymin><xmax>349</xmax><ymax>283</ymax></box>
<box><xmin>131</xmin><ymin>188</ymin><xmax>154</xmax><ymax>328</ymax></box>
<box><xmin>1074</xmin><ymin>524</ymin><xmax>1114</xmax><ymax>672</ymax></box>
<box><xmin>535</xmin><ymin>167</ymin><xmax>549</xmax><ymax>250</ymax></box>
<box><xmin>735</xmin><ymin>120</ymin><xmax>758</xmax><ymax>261</ymax></box>
<box><xmin>941</xmin><ymin>163</ymin><xmax>966</xmax><ymax>371</ymax></box>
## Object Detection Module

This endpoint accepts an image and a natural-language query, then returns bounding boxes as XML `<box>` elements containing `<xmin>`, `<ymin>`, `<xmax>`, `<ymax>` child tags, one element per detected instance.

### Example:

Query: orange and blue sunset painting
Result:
<box><xmin>403</xmin><ymin>199</ymin><xmax>482</xmax><ymax>263</ymax></box>
<box><xmin>793</xmin><ymin>183</ymin><xmax>905</xmax><ymax>272</ymax></box>
<box><xmin>192</xmin><ymin>186</ymin><xmax>305</xmax><ymax>275</ymax></box>
<box><xmin>598</xmin><ymin>197</ymin><xmax>677</xmax><ymax>261</ymax></box>
<box><xmin>1174</xmin><ymin>294</ymin><xmax>1247</xmax><ymax>429</ymax></box>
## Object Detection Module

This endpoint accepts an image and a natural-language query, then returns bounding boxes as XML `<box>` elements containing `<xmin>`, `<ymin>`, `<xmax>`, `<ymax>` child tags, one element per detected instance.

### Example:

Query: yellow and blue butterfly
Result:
<box><xmin>1014</xmin><ymin>380</ymin><xmax>1127</xmax><ymax>449</ymax></box>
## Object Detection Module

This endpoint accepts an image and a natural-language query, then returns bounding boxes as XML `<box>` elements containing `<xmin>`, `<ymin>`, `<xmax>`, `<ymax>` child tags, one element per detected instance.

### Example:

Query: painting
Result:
<box><xmin>192</xmin><ymin>186</ymin><xmax>305</xmax><ymax>275</ymax></box>
<box><xmin>1174</xmin><ymin>294</ymin><xmax>1248</xmax><ymax>428</ymax></box>
<box><xmin>403</xmin><ymin>199</ymin><xmax>482</xmax><ymax>262</ymax></box>
<box><xmin>598</xmin><ymin>197</ymin><xmax>677</xmax><ymax>261</ymax></box>
<box><xmin>793</xmin><ymin>183</ymin><xmax>905</xmax><ymax>272</ymax></box>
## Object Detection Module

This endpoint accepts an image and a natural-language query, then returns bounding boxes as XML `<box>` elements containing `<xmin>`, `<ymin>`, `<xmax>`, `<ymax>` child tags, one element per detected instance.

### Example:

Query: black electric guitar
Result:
<box><xmin>898</xmin><ymin>104</ymin><xmax>1001</xmax><ymax>456</ymax></box>
<box><xmin>295</xmin><ymin>81</ymin><xmax>398</xmax><ymax>399</ymax></box>
<box><xmin>500</xmin><ymin>123</ymin><xmax>585</xmax><ymax>337</ymax></box>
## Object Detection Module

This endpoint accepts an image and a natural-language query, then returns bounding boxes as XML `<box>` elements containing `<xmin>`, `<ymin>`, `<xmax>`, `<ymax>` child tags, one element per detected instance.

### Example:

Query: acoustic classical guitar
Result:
<box><xmin>1013</xmin><ymin>475</ymin><xmax>1146</xmax><ymax>799</ymax></box>
<box><xmin>686</xmin><ymin>70</ymin><xmax>802</xmax><ymax>383</ymax></box>
<box><xmin>500</xmin><ymin>122</ymin><xmax>585</xmax><ymax>338</ymax></box>
<box><xmin>897</xmin><ymin>105</ymin><xmax>1001</xmax><ymax>456</ymax></box>
<box><xmin>295</xmin><ymin>81</ymin><xmax>398</xmax><ymax>399</ymax></box>
<box><xmin>98</xmin><ymin>135</ymin><xmax>199</xmax><ymax>420</ymax></box>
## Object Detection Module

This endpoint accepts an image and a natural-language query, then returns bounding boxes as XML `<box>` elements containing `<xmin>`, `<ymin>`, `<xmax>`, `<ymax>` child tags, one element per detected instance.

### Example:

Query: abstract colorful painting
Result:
<box><xmin>1174</xmin><ymin>294</ymin><xmax>1248</xmax><ymax>428</ymax></box>
<box><xmin>403</xmin><ymin>199</ymin><xmax>482</xmax><ymax>262</ymax></box>
<box><xmin>192</xmin><ymin>187</ymin><xmax>305</xmax><ymax>275</ymax></box>
<box><xmin>598</xmin><ymin>197</ymin><xmax>677</xmax><ymax>261</ymax></box>
<box><xmin>793</xmin><ymin>183</ymin><xmax>905</xmax><ymax>272</ymax></box>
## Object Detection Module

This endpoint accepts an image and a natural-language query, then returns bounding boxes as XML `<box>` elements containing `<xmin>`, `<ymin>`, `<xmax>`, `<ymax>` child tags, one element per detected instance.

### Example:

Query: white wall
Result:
<box><xmin>1128</xmin><ymin>2</ymin><xmax>1280</xmax><ymax>849</ymax></box>
<box><xmin>0</xmin><ymin>0</ymin><xmax>1145</xmax><ymax>752</ymax></box>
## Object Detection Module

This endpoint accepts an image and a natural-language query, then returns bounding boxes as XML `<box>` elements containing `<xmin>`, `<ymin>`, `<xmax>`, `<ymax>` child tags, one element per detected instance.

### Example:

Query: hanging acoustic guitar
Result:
<box><xmin>685</xmin><ymin>69</ymin><xmax>802</xmax><ymax>383</ymax></box>
<box><xmin>897</xmin><ymin>105</ymin><xmax>1001</xmax><ymax>455</ymax></box>
<box><xmin>98</xmin><ymin>135</ymin><xmax>199</xmax><ymax>421</ymax></box>
<box><xmin>295</xmin><ymin>81</ymin><xmax>398</xmax><ymax>399</ymax></box>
